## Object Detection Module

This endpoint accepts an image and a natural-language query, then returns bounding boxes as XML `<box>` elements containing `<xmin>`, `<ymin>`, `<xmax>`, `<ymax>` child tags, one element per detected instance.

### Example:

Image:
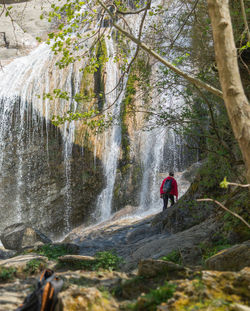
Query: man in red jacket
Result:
<box><xmin>160</xmin><ymin>172</ymin><xmax>178</xmax><ymax>210</ymax></box>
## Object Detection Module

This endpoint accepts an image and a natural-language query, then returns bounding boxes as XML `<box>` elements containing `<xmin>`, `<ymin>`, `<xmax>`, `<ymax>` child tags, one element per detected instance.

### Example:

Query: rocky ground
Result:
<box><xmin>0</xmin><ymin>199</ymin><xmax>249</xmax><ymax>310</ymax></box>
<box><xmin>0</xmin><ymin>250</ymin><xmax>249</xmax><ymax>310</ymax></box>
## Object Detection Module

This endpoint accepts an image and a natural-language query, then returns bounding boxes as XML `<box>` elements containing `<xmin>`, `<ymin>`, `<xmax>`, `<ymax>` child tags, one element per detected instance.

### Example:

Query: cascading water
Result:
<box><xmin>96</xmin><ymin>35</ymin><xmax>123</xmax><ymax>222</ymax></box>
<box><xmin>138</xmin><ymin>87</ymin><xmax>193</xmax><ymax>214</ymax></box>
<box><xmin>0</xmin><ymin>42</ymin><xmax>83</xmax><ymax>236</ymax></box>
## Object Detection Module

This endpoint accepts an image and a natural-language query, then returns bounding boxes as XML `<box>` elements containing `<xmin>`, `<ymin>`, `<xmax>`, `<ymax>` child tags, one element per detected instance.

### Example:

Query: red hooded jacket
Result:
<box><xmin>160</xmin><ymin>176</ymin><xmax>178</xmax><ymax>199</ymax></box>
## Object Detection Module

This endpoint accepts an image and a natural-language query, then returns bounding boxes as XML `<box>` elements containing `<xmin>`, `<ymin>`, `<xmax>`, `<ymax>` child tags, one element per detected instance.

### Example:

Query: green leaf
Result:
<box><xmin>220</xmin><ymin>177</ymin><xmax>229</xmax><ymax>189</ymax></box>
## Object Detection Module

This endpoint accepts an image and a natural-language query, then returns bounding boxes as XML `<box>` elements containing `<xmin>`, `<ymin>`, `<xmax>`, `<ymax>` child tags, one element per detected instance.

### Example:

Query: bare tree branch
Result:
<box><xmin>197</xmin><ymin>198</ymin><xmax>250</xmax><ymax>229</ymax></box>
<box><xmin>226</xmin><ymin>182</ymin><xmax>250</xmax><ymax>188</ymax></box>
<box><xmin>97</xmin><ymin>0</ymin><xmax>223</xmax><ymax>99</ymax></box>
<box><xmin>168</xmin><ymin>0</ymin><xmax>199</xmax><ymax>52</ymax></box>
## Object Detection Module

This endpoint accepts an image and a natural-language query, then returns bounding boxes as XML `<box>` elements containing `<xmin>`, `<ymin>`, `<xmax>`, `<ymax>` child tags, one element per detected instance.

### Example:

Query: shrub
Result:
<box><xmin>24</xmin><ymin>259</ymin><xmax>47</xmax><ymax>274</ymax></box>
<box><xmin>36</xmin><ymin>244</ymin><xmax>73</xmax><ymax>260</ymax></box>
<box><xmin>199</xmin><ymin>241</ymin><xmax>231</xmax><ymax>263</ymax></box>
<box><xmin>57</xmin><ymin>251</ymin><xmax>124</xmax><ymax>271</ymax></box>
<box><xmin>161</xmin><ymin>250</ymin><xmax>182</xmax><ymax>265</ymax></box>
<box><xmin>0</xmin><ymin>266</ymin><xmax>16</xmax><ymax>282</ymax></box>
<box><xmin>94</xmin><ymin>251</ymin><xmax>124</xmax><ymax>271</ymax></box>
<box><xmin>130</xmin><ymin>281</ymin><xmax>176</xmax><ymax>310</ymax></box>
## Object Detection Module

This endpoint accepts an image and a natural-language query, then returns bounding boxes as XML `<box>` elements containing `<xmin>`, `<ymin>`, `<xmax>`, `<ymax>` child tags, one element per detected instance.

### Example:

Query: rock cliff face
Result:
<box><xmin>0</xmin><ymin>0</ymin><xmax>63</xmax><ymax>62</ymax></box>
<box><xmin>0</xmin><ymin>106</ymin><xmax>103</xmax><ymax>238</ymax></box>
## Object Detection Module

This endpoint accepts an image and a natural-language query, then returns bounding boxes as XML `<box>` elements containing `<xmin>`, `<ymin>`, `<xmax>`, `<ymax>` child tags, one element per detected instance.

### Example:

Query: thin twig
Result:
<box><xmin>97</xmin><ymin>0</ymin><xmax>223</xmax><ymax>98</ymax></box>
<box><xmin>168</xmin><ymin>0</ymin><xmax>199</xmax><ymax>52</ymax></box>
<box><xmin>239</xmin><ymin>0</ymin><xmax>250</xmax><ymax>43</ymax></box>
<box><xmin>227</xmin><ymin>182</ymin><xmax>250</xmax><ymax>188</ymax></box>
<box><xmin>197</xmin><ymin>198</ymin><xmax>250</xmax><ymax>229</ymax></box>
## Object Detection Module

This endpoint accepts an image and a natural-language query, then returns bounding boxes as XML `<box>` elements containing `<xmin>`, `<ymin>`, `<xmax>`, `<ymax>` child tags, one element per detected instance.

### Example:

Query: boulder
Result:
<box><xmin>231</xmin><ymin>304</ymin><xmax>250</xmax><ymax>311</ymax></box>
<box><xmin>0</xmin><ymin>247</ymin><xmax>17</xmax><ymax>260</ymax></box>
<box><xmin>206</xmin><ymin>240</ymin><xmax>250</xmax><ymax>271</ymax></box>
<box><xmin>58</xmin><ymin>286</ymin><xmax>118</xmax><ymax>311</ymax></box>
<box><xmin>151</xmin><ymin>199</ymin><xmax>216</xmax><ymax>234</ymax></box>
<box><xmin>0</xmin><ymin>223</ymin><xmax>51</xmax><ymax>251</ymax></box>
<box><xmin>57</xmin><ymin>255</ymin><xmax>96</xmax><ymax>265</ymax></box>
<box><xmin>138</xmin><ymin>259</ymin><xmax>186</xmax><ymax>278</ymax></box>
<box><xmin>179</xmin><ymin>245</ymin><xmax>203</xmax><ymax>266</ymax></box>
<box><xmin>0</xmin><ymin>254</ymin><xmax>47</xmax><ymax>269</ymax></box>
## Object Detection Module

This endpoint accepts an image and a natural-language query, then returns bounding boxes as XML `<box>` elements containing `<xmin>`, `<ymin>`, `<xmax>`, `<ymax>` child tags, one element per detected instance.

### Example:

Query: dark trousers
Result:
<box><xmin>163</xmin><ymin>194</ymin><xmax>175</xmax><ymax>210</ymax></box>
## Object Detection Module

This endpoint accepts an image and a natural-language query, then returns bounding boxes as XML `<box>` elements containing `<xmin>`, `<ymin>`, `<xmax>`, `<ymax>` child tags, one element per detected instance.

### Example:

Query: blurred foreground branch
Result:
<box><xmin>197</xmin><ymin>198</ymin><xmax>250</xmax><ymax>229</ymax></box>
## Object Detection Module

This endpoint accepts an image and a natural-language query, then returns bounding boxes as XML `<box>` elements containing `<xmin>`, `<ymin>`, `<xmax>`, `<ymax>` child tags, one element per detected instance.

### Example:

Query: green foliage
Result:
<box><xmin>0</xmin><ymin>266</ymin><xmax>16</xmax><ymax>282</ymax></box>
<box><xmin>220</xmin><ymin>177</ymin><xmax>229</xmax><ymax>189</ymax></box>
<box><xmin>68</xmin><ymin>276</ymin><xmax>89</xmax><ymax>287</ymax></box>
<box><xmin>57</xmin><ymin>259</ymin><xmax>95</xmax><ymax>271</ymax></box>
<box><xmin>24</xmin><ymin>259</ymin><xmax>47</xmax><ymax>274</ymax></box>
<box><xmin>183</xmin><ymin>298</ymin><xmax>231</xmax><ymax>311</ymax></box>
<box><xmin>94</xmin><ymin>251</ymin><xmax>124</xmax><ymax>271</ymax></box>
<box><xmin>199</xmin><ymin>241</ymin><xmax>231</xmax><ymax>263</ymax></box>
<box><xmin>35</xmin><ymin>244</ymin><xmax>74</xmax><ymax>260</ymax></box>
<box><xmin>129</xmin><ymin>281</ymin><xmax>176</xmax><ymax>311</ymax></box>
<box><xmin>58</xmin><ymin>251</ymin><xmax>124</xmax><ymax>271</ymax></box>
<box><xmin>192</xmin><ymin>275</ymin><xmax>205</xmax><ymax>292</ymax></box>
<box><xmin>198</xmin><ymin>153</ymin><xmax>233</xmax><ymax>194</ymax></box>
<box><xmin>161</xmin><ymin>250</ymin><xmax>182</xmax><ymax>265</ymax></box>
<box><xmin>222</xmin><ymin>189</ymin><xmax>250</xmax><ymax>241</ymax></box>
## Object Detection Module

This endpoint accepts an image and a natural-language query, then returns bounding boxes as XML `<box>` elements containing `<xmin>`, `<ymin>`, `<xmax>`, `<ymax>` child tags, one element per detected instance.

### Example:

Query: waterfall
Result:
<box><xmin>0</xmin><ymin>42</ymin><xmax>81</xmax><ymax>234</ymax></box>
<box><xmin>96</xmin><ymin>35</ymin><xmax>123</xmax><ymax>222</ymax></box>
<box><xmin>0</xmin><ymin>0</ymin><xmax>197</xmax><ymax>235</ymax></box>
<box><xmin>138</xmin><ymin>69</ymin><xmax>189</xmax><ymax>213</ymax></box>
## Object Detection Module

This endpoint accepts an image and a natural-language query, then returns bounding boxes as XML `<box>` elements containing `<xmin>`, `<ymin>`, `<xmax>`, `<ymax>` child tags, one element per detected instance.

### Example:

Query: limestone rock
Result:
<box><xmin>206</xmin><ymin>240</ymin><xmax>250</xmax><ymax>271</ymax></box>
<box><xmin>111</xmin><ymin>205</ymin><xmax>137</xmax><ymax>221</ymax></box>
<box><xmin>179</xmin><ymin>246</ymin><xmax>203</xmax><ymax>266</ymax></box>
<box><xmin>58</xmin><ymin>255</ymin><xmax>96</xmax><ymax>265</ymax></box>
<box><xmin>0</xmin><ymin>223</ymin><xmax>51</xmax><ymax>251</ymax></box>
<box><xmin>138</xmin><ymin>259</ymin><xmax>186</xmax><ymax>278</ymax></box>
<box><xmin>0</xmin><ymin>1</ymin><xmax>31</xmax><ymax>3</ymax></box>
<box><xmin>0</xmin><ymin>247</ymin><xmax>16</xmax><ymax>260</ymax></box>
<box><xmin>0</xmin><ymin>254</ymin><xmax>47</xmax><ymax>269</ymax></box>
<box><xmin>58</xmin><ymin>286</ymin><xmax>118</xmax><ymax>311</ymax></box>
<box><xmin>0</xmin><ymin>0</ymin><xmax>64</xmax><ymax>60</ymax></box>
<box><xmin>0</xmin><ymin>279</ymin><xmax>34</xmax><ymax>311</ymax></box>
<box><xmin>124</xmin><ymin>218</ymin><xmax>218</xmax><ymax>271</ymax></box>
<box><xmin>151</xmin><ymin>200</ymin><xmax>215</xmax><ymax>234</ymax></box>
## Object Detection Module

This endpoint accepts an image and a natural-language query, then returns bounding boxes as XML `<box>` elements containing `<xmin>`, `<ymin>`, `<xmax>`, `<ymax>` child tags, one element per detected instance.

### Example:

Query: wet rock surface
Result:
<box><xmin>0</xmin><ymin>111</ymin><xmax>104</xmax><ymax>239</ymax></box>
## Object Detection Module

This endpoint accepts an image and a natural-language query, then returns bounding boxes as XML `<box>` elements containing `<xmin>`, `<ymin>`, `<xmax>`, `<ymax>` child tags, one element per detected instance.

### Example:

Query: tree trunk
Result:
<box><xmin>207</xmin><ymin>0</ymin><xmax>250</xmax><ymax>184</ymax></box>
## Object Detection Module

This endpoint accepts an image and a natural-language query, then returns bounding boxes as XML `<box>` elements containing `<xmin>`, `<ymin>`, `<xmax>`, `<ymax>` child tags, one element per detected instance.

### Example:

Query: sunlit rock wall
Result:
<box><xmin>0</xmin><ymin>0</ymin><xmax>64</xmax><ymax>61</ymax></box>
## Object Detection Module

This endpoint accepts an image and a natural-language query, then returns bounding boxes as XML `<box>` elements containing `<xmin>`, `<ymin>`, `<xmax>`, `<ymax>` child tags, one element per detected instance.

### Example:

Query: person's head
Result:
<box><xmin>169</xmin><ymin>171</ymin><xmax>174</xmax><ymax>177</ymax></box>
